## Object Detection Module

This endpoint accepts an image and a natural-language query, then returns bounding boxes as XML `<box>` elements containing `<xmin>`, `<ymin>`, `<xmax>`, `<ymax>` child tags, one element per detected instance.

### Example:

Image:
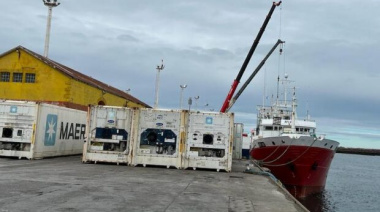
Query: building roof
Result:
<box><xmin>0</xmin><ymin>46</ymin><xmax>151</xmax><ymax>108</ymax></box>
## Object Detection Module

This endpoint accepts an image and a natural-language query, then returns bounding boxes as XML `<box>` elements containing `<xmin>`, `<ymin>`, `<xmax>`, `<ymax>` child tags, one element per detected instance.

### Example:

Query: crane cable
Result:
<box><xmin>279</xmin><ymin>3</ymin><xmax>287</xmax><ymax>78</ymax></box>
<box><xmin>276</xmin><ymin>5</ymin><xmax>283</xmax><ymax>104</ymax></box>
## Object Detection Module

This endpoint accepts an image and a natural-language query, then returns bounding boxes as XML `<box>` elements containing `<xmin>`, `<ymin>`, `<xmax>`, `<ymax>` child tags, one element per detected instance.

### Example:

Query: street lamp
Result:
<box><xmin>42</xmin><ymin>0</ymin><xmax>60</xmax><ymax>58</ymax></box>
<box><xmin>179</xmin><ymin>84</ymin><xmax>187</xmax><ymax>109</ymax></box>
<box><xmin>204</xmin><ymin>103</ymin><xmax>209</xmax><ymax>111</ymax></box>
<box><xmin>188</xmin><ymin>97</ymin><xmax>192</xmax><ymax>111</ymax></box>
<box><xmin>194</xmin><ymin>96</ymin><xmax>199</xmax><ymax>110</ymax></box>
<box><xmin>154</xmin><ymin>60</ymin><xmax>164</xmax><ymax>108</ymax></box>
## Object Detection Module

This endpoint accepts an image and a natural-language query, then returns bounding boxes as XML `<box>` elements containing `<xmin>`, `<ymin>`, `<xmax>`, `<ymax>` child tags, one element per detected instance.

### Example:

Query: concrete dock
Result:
<box><xmin>0</xmin><ymin>156</ymin><xmax>306</xmax><ymax>212</ymax></box>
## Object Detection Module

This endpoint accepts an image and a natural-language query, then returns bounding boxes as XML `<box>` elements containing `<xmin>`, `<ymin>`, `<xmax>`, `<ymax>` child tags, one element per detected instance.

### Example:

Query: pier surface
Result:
<box><xmin>0</xmin><ymin>156</ymin><xmax>306</xmax><ymax>212</ymax></box>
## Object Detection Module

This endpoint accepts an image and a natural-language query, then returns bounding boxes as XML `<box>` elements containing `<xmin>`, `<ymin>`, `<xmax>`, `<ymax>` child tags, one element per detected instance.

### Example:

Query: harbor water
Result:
<box><xmin>299</xmin><ymin>153</ymin><xmax>380</xmax><ymax>212</ymax></box>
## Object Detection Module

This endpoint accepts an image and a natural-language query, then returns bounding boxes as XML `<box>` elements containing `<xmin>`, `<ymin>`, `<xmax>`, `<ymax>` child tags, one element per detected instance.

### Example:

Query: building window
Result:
<box><xmin>13</xmin><ymin>73</ymin><xmax>23</xmax><ymax>82</ymax></box>
<box><xmin>25</xmin><ymin>73</ymin><xmax>36</xmax><ymax>83</ymax></box>
<box><xmin>0</xmin><ymin>72</ymin><xmax>10</xmax><ymax>82</ymax></box>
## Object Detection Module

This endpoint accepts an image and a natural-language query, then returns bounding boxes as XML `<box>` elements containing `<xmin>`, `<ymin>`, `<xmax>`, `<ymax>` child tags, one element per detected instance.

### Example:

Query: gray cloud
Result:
<box><xmin>117</xmin><ymin>34</ymin><xmax>139</xmax><ymax>42</ymax></box>
<box><xmin>0</xmin><ymin>0</ymin><xmax>379</xmax><ymax>148</ymax></box>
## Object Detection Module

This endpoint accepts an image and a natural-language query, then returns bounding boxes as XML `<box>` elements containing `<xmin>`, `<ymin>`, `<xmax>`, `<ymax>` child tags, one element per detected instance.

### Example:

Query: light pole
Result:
<box><xmin>43</xmin><ymin>0</ymin><xmax>60</xmax><ymax>58</ymax></box>
<box><xmin>194</xmin><ymin>96</ymin><xmax>199</xmax><ymax>110</ymax></box>
<box><xmin>154</xmin><ymin>60</ymin><xmax>164</xmax><ymax>108</ymax></box>
<box><xmin>204</xmin><ymin>103</ymin><xmax>209</xmax><ymax>111</ymax></box>
<box><xmin>188</xmin><ymin>97</ymin><xmax>192</xmax><ymax>111</ymax></box>
<box><xmin>179</xmin><ymin>84</ymin><xmax>187</xmax><ymax>109</ymax></box>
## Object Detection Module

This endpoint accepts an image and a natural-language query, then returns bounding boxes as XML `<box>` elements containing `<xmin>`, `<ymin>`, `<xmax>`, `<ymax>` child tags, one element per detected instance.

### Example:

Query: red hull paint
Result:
<box><xmin>250</xmin><ymin>145</ymin><xmax>336</xmax><ymax>198</ymax></box>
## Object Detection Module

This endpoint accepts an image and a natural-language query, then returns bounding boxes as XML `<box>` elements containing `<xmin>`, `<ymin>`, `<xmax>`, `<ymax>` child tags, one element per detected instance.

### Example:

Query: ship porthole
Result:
<box><xmin>272</xmin><ymin>141</ymin><xmax>276</xmax><ymax>145</ymax></box>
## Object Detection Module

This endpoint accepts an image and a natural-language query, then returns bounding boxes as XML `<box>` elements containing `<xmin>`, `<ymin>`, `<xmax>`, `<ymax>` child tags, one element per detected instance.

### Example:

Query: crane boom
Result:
<box><xmin>225</xmin><ymin>39</ymin><xmax>285</xmax><ymax>112</ymax></box>
<box><xmin>220</xmin><ymin>1</ymin><xmax>282</xmax><ymax>113</ymax></box>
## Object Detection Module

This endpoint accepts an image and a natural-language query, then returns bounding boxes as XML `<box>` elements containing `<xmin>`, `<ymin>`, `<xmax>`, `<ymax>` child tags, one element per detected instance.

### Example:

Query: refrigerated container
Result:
<box><xmin>131</xmin><ymin>109</ymin><xmax>185</xmax><ymax>169</ymax></box>
<box><xmin>182</xmin><ymin>111</ymin><xmax>234</xmax><ymax>172</ymax></box>
<box><xmin>83</xmin><ymin>105</ymin><xmax>133</xmax><ymax>165</ymax></box>
<box><xmin>0</xmin><ymin>101</ymin><xmax>86</xmax><ymax>159</ymax></box>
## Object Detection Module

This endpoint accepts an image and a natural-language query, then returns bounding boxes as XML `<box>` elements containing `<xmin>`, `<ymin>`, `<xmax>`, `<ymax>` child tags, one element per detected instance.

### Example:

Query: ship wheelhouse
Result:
<box><xmin>255</xmin><ymin>105</ymin><xmax>317</xmax><ymax>138</ymax></box>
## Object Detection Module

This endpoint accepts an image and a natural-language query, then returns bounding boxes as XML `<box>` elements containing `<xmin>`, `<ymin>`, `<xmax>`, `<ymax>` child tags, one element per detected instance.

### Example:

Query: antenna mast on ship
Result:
<box><xmin>284</xmin><ymin>74</ymin><xmax>288</xmax><ymax>106</ymax></box>
<box><xmin>291</xmin><ymin>87</ymin><xmax>297</xmax><ymax>133</ymax></box>
<box><xmin>276</xmin><ymin>75</ymin><xmax>280</xmax><ymax>106</ymax></box>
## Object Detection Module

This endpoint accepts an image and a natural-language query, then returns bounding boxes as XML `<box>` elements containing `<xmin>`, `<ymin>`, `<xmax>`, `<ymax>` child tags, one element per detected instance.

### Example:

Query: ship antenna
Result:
<box><xmin>276</xmin><ymin>2</ymin><xmax>281</xmax><ymax>107</ymax></box>
<box><xmin>276</xmin><ymin>75</ymin><xmax>280</xmax><ymax>106</ymax></box>
<box><xmin>284</xmin><ymin>73</ymin><xmax>288</xmax><ymax>106</ymax></box>
<box><xmin>270</xmin><ymin>94</ymin><xmax>273</xmax><ymax>106</ymax></box>
<box><xmin>291</xmin><ymin>87</ymin><xmax>297</xmax><ymax>133</ymax></box>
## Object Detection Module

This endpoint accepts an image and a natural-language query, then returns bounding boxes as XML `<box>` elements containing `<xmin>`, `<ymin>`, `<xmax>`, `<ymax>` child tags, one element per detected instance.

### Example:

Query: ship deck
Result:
<box><xmin>0</xmin><ymin>156</ymin><xmax>307</xmax><ymax>212</ymax></box>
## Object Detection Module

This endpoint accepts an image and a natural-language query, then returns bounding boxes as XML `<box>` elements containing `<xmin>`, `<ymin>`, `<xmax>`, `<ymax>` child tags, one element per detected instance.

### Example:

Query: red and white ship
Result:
<box><xmin>250</xmin><ymin>75</ymin><xmax>339</xmax><ymax>198</ymax></box>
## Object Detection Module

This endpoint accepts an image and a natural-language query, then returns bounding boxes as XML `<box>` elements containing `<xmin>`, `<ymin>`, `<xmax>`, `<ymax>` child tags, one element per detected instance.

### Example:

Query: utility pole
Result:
<box><xmin>188</xmin><ymin>97</ymin><xmax>192</xmax><ymax>111</ymax></box>
<box><xmin>179</xmin><ymin>84</ymin><xmax>187</xmax><ymax>109</ymax></box>
<box><xmin>154</xmin><ymin>60</ymin><xmax>164</xmax><ymax>108</ymax></box>
<box><xmin>194</xmin><ymin>96</ymin><xmax>200</xmax><ymax>110</ymax></box>
<box><xmin>43</xmin><ymin>0</ymin><xmax>60</xmax><ymax>58</ymax></box>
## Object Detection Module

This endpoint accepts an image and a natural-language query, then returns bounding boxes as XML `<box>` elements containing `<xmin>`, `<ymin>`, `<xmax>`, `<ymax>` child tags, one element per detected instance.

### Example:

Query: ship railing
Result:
<box><xmin>272</xmin><ymin>100</ymin><xmax>292</xmax><ymax>108</ymax></box>
<box><xmin>257</xmin><ymin>112</ymin><xmax>293</xmax><ymax>119</ymax></box>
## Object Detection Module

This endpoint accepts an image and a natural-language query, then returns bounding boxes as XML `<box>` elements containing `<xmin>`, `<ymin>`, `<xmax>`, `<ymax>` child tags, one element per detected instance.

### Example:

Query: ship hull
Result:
<box><xmin>250</xmin><ymin>136</ymin><xmax>338</xmax><ymax>198</ymax></box>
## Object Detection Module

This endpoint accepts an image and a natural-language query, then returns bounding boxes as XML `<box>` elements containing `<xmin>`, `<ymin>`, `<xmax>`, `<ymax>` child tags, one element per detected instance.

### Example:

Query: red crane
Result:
<box><xmin>220</xmin><ymin>1</ymin><xmax>282</xmax><ymax>113</ymax></box>
<box><xmin>225</xmin><ymin>39</ymin><xmax>284</xmax><ymax>112</ymax></box>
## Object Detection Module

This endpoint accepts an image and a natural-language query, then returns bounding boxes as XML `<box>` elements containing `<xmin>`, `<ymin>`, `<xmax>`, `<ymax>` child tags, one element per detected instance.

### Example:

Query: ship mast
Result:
<box><xmin>291</xmin><ymin>87</ymin><xmax>297</xmax><ymax>133</ymax></box>
<box><xmin>283</xmin><ymin>73</ymin><xmax>288</xmax><ymax>106</ymax></box>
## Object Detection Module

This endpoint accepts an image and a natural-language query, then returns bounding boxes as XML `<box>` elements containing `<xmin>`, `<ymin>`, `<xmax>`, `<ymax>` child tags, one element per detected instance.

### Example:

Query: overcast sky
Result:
<box><xmin>1</xmin><ymin>0</ymin><xmax>379</xmax><ymax>148</ymax></box>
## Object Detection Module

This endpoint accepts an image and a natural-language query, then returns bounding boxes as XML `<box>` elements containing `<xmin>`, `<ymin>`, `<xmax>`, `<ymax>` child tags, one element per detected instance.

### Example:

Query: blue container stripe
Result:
<box><xmin>44</xmin><ymin>114</ymin><xmax>58</xmax><ymax>146</ymax></box>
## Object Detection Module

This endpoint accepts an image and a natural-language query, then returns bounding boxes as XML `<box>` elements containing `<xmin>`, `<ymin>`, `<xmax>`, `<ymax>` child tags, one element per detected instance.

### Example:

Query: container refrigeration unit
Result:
<box><xmin>83</xmin><ymin>105</ymin><xmax>133</xmax><ymax>165</ymax></box>
<box><xmin>131</xmin><ymin>108</ymin><xmax>184</xmax><ymax>169</ymax></box>
<box><xmin>182</xmin><ymin>111</ymin><xmax>234</xmax><ymax>172</ymax></box>
<box><xmin>0</xmin><ymin>100</ymin><xmax>86</xmax><ymax>159</ymax></box>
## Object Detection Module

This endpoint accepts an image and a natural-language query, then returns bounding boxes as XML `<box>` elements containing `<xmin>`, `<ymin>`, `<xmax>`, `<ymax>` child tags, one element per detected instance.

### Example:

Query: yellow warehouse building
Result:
<box><xmin>0</xmin><ymin>46</ymin><xmax>150</xmax><ymax>110</ymax></box>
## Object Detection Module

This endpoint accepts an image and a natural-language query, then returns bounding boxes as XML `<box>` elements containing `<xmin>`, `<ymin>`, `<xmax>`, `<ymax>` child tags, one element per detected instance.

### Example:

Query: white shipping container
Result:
<box><xmin>0</xmin><ymin>101</ymin><xmax>86</xmax><ymax>159</ymax></box>
<box><xmin>131</xmin><ymin>109</ymin><xmax>184</xmax><ymax>169</ymax></box>
<box><xmin>83</xmin><ymin>106</ymin><xmax>133</xmax><ymax>165</ymax></box>
<box><xmin>182</xmin><ymin>111</ymin><xmax>234</xmax><ymax>172</ymax></box>
<box><xmin>233</xmin><ymin>123</ymin><xmax>243</xmax><ymax>160</ymax></box>
<box><xmin>242</xmin><ymin>133</ymin><xmax>251</xmax><ymax>159</ymax></box>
